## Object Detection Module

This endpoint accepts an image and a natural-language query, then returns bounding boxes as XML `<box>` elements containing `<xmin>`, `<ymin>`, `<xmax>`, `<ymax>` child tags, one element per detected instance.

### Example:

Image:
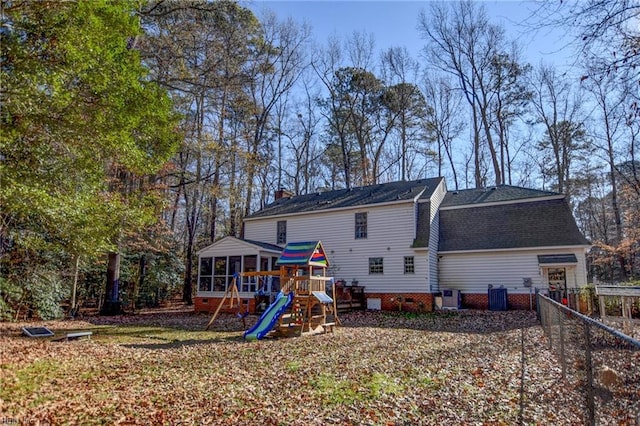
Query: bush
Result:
<box><xmin>1</xmin><ymin>269</ymin><xmax>68</xmax><ymax>321</ymax></box>
<box><xmin>25</xmin><ymin>270</ymin><xmax>68</xmax><ymax>320</ymax></box>
<box><xmin>0</xmin><ymin>277</ymin><xmax>23</xmax><ymax>321</ymax></box>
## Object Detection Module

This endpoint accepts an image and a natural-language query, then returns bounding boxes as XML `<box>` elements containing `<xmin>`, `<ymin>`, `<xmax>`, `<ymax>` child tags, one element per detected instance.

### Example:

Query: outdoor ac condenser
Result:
<box><xmin>441</xmin><ymin>289</ymin><xmax>461</xmax><ymax>309</ymax></box>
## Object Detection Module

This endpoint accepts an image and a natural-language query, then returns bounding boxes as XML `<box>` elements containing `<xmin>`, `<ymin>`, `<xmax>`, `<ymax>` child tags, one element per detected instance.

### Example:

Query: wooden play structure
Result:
<box><xmin>206</xmin><ymin>241</ymin><xmax>340</xmax><ymax>339</ymax></box>
<box><xmin>595</xmin><ymin>285</ymin><xmax>640</xmax><ymax>336</ymax></box>
<box><xmin>205</xmin><ymin>273</ymin><xmax>249</xmax><ymax>330</ymax></box>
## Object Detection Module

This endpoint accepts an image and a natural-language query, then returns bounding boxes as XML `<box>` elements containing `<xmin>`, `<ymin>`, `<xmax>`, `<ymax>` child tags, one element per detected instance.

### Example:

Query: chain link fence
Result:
<box><xmin>537</xmin><ymin>293</ymin><xmax>640</xmax><ymax>425</ymax></box>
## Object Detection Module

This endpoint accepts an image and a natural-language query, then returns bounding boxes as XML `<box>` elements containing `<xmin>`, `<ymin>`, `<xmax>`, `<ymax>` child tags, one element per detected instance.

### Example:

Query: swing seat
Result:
<box><xmin>236</xmin><ymin>311</ymin><xmax>249</xmax><ymax>319</ymax></box>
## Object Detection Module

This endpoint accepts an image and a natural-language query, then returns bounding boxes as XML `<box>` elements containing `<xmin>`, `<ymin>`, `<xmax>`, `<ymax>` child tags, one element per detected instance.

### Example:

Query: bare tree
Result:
<box><xmin>422</xmin><ymin>75</ymin><xmax>466</xmax><ymax>189</ymax></box>
<box><xmin>530</xmin><ymin>63</ymin><xmax>589</xmax><ymax>198</ymax></box>
<box><xmin>488</xmin><ymin>45</ymin><xmax>533</xmax><ymax>185</ymax></box>
<box><xmin>419</xmin><ymin>0</ymin><xmax>507</xmax><ymax>186</ymax></box>
<box><xmin>380</xmin><ymin>47</ymin><xmax>430</xmax><ymax>181</ymax></box>
<box><xmin>282</xmin><ymin>72</ymin><xmax>324</xmax><ymax>194</ymax></box>
<box><xmin>242</xmin><ymin>12</ymin><xmax>312</xmax><ymax>217</ymax></box>
<box><xmin>535</xmin><ymin>0</ymin><xmax>639</xmax><ymax>84</ymax></box>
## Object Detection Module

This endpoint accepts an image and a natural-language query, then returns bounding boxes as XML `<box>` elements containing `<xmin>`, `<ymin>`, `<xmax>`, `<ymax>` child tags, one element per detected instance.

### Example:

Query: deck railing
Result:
<box><xmin>279</xmin><ymin>276</ymin><xmax>332</xmax><ymax>295</ymax></box>
<box><xmin>537</xmin><ymin>293</ymin><xmax>640</xmax><ymax>425</ymax></box>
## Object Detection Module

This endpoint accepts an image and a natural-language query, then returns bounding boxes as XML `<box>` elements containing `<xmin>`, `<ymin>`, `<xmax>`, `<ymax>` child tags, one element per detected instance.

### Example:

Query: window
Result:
<box><xmin>260</xmin><ymin>256</ymin><xmax>270</xmax><ymax>272</ymax></box>
<box><xmin>369</xmin><ymin>257</ymin><xmax>384</xmax><ymax>274</ymax></box>
<box><xmin>198</xmin><ymin>257</ymin><xmax>213</xmax><ymax>292</ymax></box>
<box><xmin>355</xmin><ymin>212</ymin><xmax>367</xmax><ymax>239</ymax></box>
<box><xmin>277</xmin><ymin>220</ymin><xmax>287</xmax><ymax>244</ymax></box>
<box><xmin>404</xmin><ymin>256</ymin><xmax>415</xmax><ymax>274</ymax></box>
<box><xmin>213</xmin><ymin>257</ymin><xmax>227</xmax><ymax>291</ymax></box>
<box><xmin>241</xmin><ymin>255</ymin><xmax>257</xmax><ymax>292</ymax></box>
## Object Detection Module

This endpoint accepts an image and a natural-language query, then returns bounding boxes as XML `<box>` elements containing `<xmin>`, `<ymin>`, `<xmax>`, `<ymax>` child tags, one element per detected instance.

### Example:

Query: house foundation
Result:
<box><xmin>363</xmin><ymin>293</ymin><xmax>435</xmax><ymax>312</ymax></box>
<box><xmin>194</xmin><ymin>292</ymin><xmax>540</xmax><ymax>314</ymax></box>
<box><xmin>458</xmin><ymin>293</ymin><xmax>536</xmax><ymax>310</ymax></box>
<box><xmin>195</xmin><ymin>296</ymin><xmax>255</xmax><ymax>314</ymax></box>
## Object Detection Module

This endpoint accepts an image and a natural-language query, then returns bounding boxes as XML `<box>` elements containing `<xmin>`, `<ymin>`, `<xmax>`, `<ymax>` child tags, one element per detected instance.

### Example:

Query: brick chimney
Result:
<box><xmin>275</xmin><ymin>188</ymin><xmax>293</xmax><ymax>200</ymax></box>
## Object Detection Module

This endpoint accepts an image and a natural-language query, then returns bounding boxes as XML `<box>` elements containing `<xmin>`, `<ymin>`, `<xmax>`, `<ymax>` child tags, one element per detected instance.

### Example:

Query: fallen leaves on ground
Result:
<box><xmin>0</xmin><ymin>310</ymin><xmax>602</xmax><ymax>425</ymax></box>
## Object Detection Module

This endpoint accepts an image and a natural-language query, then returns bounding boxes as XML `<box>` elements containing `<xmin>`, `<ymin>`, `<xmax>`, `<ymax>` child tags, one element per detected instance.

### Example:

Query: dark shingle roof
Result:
<box><xmin>412</xmin><ymin>202</ymin><xmax>431</xmax><ymax>248</ymax></box>
<box><xmin>441</xmin><ymin>185</ymin><xmax>559</xmax><ymax>207</ymax></box>
<box><xmin>438</xmin><ymin>199</ymin><xmax>590</xmax><ymax>251</ymax></box>
<box><xmin>247</xmin><ymin>178</ymin><xmax>443</xmax><ymax>219</ymax></box>
<box><xmin>242</xmin><ymin>239</ymin><xmax>283</xmax><ymax>252</ymax></box>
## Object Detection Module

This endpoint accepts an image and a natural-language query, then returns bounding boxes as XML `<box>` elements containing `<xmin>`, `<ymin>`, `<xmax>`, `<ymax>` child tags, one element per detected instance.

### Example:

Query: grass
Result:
<box><xmin>0</xmin><ymin>359</ymin><xmax>61</xmax><ymax>405</ymax></box>
<box><xmin>0</xmin><ymin>310</ymin><xmax>588</xmax><ymax>425</ymax></box>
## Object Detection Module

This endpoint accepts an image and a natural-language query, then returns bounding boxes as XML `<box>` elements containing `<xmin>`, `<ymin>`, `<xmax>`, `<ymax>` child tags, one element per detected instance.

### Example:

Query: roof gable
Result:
<box><xmin>439</xmin><ymin>199</ymin><xmax>590</xmax><ymax>252</ymax></box>
<box><xmin>197</xmin><ymin>236</ymin><xmax>282</xmax><ymax>255</ymax></box>
<box><xmin>276</xmin><ymin>241</ymin><xmax>329</xmax><ymax>267</ymax></box>
<box><xmin>247</xmin><ymin>178</ymin><xmax>443</xmax><ymax>219</ymax></box>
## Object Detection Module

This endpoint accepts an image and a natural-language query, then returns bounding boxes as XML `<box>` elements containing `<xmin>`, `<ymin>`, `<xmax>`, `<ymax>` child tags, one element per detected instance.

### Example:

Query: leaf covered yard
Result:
<box><xmin>1</xmin><ymin>311</ymin><xmax>586</xmax><ymax>425</ymax></box>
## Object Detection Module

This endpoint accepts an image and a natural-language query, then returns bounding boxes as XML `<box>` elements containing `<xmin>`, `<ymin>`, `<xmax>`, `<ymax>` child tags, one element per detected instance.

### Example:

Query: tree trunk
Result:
<box><xmin>183</xmin><ymin>241</ymin><xmax>193</xmax><ymax>305</ymax></box>
<box><xmin>133</xmin><ymin>254</ymin><xmax>146</xmax><ymax>313</ymax></box>
<box><xmin>100</xmin><ymin>251</ymin><xmax>123</xmax><ymax>315</ymax></box>
<box><xmin>471</xmin><ymin>105</ymin><xmax>482</xmax><ymax>187</ymax></box>
<box><xmin>70</xmin><ymin>254</ymin><xmax>80</xmax><ymax>317</ymax></box>
<box><xmin>606</xmin><ymin>123</ymin><xmax>628</xmax><ymax>280</ymax></box>
<box><xmin>481</xmin><ymin>111</ymin><xmax>502</xmax><ymax>186</ymax></box>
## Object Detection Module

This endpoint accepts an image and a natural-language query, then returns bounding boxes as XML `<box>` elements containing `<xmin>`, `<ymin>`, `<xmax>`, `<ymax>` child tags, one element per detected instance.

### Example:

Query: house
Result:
<box><xmin>194</xmin><ymin>178</ymin><xmax>590</xmax><ymax>313</ymax></box>
<box><xmin>196</xmin><ymin>237</ymin><xmax>283</xmax><ymax>313</ymax></box>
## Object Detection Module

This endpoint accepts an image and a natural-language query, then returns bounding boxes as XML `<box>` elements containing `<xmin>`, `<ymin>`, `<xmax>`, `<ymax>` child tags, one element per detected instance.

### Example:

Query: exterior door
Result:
<box><xmin>547</xmin><ymin>267</ymin><xmax>567</xmax><ymax>302</ymax></box>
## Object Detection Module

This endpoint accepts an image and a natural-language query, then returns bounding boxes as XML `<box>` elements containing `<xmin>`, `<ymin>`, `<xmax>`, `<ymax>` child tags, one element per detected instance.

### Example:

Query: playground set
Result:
<box><xmin>205</xmin><ymin>241</ymin><xmax>340</xmax><ymax>340</ymax></box>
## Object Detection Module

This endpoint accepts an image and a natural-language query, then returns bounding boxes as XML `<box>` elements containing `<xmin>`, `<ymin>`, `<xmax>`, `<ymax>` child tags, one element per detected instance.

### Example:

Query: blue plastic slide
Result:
<box><xmin>243</xmin><ymin>291</ymin><xmax>294</xmax><ymax>341</ymax></box>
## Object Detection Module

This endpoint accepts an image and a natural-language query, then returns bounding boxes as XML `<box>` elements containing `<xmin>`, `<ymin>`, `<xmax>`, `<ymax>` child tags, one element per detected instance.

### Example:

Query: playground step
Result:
<box><xmin>321</xmin><ymin>322</ymin><xmax>336</xmax><ymax>333</ymax></box>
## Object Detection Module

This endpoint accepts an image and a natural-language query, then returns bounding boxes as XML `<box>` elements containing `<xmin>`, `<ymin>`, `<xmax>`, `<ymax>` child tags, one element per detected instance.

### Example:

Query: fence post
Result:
<box><xmin>546</xmin><ymin>300</ymin><xmax>553</xmax><ymax>350</ymax></box>
<box><xmin>559</xmin><ymin>306</ymin><xmax>566</xmax><ymax>380</ymax></box>
<box><xmin>583</xmin><ymin>321</ymin><xmax>595</xmax><ymax>426</ymax></box>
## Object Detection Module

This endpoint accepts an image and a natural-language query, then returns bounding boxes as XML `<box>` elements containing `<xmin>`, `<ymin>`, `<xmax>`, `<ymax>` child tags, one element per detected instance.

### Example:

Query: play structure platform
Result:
<box><xmin>206</xmin><ymin>241</ymin><xmax>339</xmax><ymax>339</ymax></box>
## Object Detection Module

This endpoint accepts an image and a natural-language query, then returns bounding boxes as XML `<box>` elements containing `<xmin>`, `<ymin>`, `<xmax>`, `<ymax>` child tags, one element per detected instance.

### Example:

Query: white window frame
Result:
<box><xmin>369</xmin><ymin>257</ymin><xmax>384</xmax><ymax>274</ymax></box>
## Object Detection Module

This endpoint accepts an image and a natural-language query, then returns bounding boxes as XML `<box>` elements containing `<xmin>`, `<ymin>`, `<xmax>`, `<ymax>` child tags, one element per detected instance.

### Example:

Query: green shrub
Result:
<box><xmin>23</xmin><ymin>269</ymin><xmax>68</xmax><ymax>320</ymax></box>
<box><xmin>0</xmin><ymin>277</ymin><xmax>23</xmax><ymax>321</ymax></box>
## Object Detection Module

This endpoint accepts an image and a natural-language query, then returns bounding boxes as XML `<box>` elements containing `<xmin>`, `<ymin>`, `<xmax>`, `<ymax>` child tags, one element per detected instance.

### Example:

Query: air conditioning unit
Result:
<box><xmin>441</xmin><ymin>289</ymin><xmax>461</xmax><ymax>309</ymax></box>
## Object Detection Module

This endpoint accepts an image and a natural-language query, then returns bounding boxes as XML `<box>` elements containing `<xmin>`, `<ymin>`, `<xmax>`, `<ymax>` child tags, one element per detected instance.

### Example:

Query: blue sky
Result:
<box><xmin>247</xmin><ymin>0</ymin><xmax>576</xmax><ymax>72</ymax></box>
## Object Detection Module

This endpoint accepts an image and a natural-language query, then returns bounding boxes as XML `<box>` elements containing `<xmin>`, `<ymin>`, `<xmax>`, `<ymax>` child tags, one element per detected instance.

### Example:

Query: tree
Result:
<box><xmin>279</xmin><ymin>72</ymin><xmax>324</xmax><ymax>195</ymax></box>
<box><xmin>1</xmin><ymin>0</ymin><xmax>179</xmax><ymax>316</ymax></box>
<box><xmin>241</xmin><ymin>11</ymin><xmax>311</xmax><ymax>218</ymax></box>
<box><xmin>534</xmin><ymin>0</ymin><xmax>640</xmax><ymax>121</ymax></box>
<box><xmin>530</xmin><ymin>63</ymin><xmax>588</xmax><ymax>198</ymax></box>
<box><xmin>488</xmin><ymin>49</ymin><xmax>533</xmax><ymax>185</ymax></box>
<box><xmin>380</xmin><ymin>47</ymin><xmax>431</xmax><ymax>181</ymax></box>
<box><xmin>585</xmin><ymin>72</ymin><xmax>633</xmax><ymax>279</ymax></box>
<box><xmin>540</xmin><ymin>1</ymin><xmax>640</xmax><ymax>83</ymax></box>
<box><xmin>422</xmin><ymin>76</ymin><xmax>466</xmax><ymax>189</ymax></box>
<box><xmin>140</xmin><ymin>0</ymin><xmax>262</xmax><ymax>304</ymax></box>
<box><xmin>314</xmin><ymin>34</ymin><xmax>382</xmax><ymax>188</ymax></box>
<box><xmin>419</xmin><ymin>0</ymin><xmax>506</xmax><ymax>187</ymax></box>
<box><xmin>321</xmin><ymin>66</ymin><xmax>387</xmax><ymax>186</ymax></box>
<box><xmin>537</xmin><ymin>120</ymin><xmax>590</xmax><ymax>197</ymax></box>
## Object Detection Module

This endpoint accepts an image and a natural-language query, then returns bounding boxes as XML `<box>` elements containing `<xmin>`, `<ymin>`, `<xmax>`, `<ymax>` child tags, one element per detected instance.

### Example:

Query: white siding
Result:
<box><xmin>196</xmin><ymin>237</ymin><xmax>280</xmax><ymax>298</ymax></box>
<box><xmin>245</xmin><ymin>202</ymin><xmax>429</xmax><ymax>293</ymax></box>
<box><xmin>427</xmin><ymin>179</ymin><xmax>447</xmax><ymax>291</ymax></box>
<box><xmin>438</xmin><ymin>248</ymin><xmax>588</xmax><ymax>294</ymax></box>
<box><xmin>199</xmin><ymin>237</ymin><xmax>261</xmax><ymax>257</ymax></box>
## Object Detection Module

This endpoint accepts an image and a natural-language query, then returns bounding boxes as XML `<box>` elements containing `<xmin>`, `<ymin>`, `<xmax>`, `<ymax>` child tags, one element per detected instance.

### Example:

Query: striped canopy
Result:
<box><xmin>276</xmin><ymin>241</ymin><xmax>329</xmax><ymax>268</ymax></box>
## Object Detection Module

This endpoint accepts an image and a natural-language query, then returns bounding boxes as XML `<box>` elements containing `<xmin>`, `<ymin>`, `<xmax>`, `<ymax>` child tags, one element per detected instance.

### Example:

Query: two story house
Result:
<box><xmin>195</xmin><ymin>178</ymin><xmax>590</xmax><ymax>312</ymax></box>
